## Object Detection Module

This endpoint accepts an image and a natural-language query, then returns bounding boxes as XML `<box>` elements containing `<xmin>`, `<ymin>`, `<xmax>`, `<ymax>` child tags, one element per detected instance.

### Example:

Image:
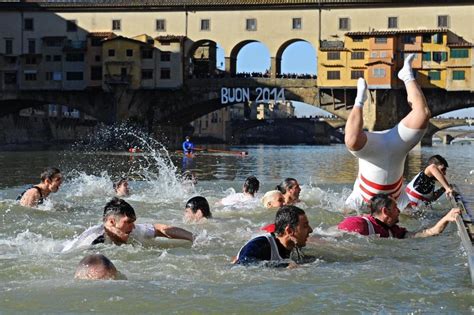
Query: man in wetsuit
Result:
<box><xmin>338</xmin><ymin>194</ymin><xmax>460</xmax><ymax>238</ymax></box>
<box><xmin>405</xmin><ymin>155</ymin><xmax>454</xmax><ymax>208</ymax></box>
<box><xmin>234</xmin><ymin>205</ymin><xmax>313</xmax><ymax>267</ymax></box>
<box><xmin>345</xmin><ymin>54</ymin><xmax>431</xmax><ymax>210</ymax></box>
<box><xmin>182</xmin><ymin>136</ymin><xmax>194</xmax><ymax>155</ymax></box>
<box><xmin>62</xmin><ymin>198</ymin><xmax>194</xmax><ymax>252</ymax></box>
<box><xmin>18</xmin><ymin>167</ymin><xmax>63</xmax><ymax>207</ymax></box>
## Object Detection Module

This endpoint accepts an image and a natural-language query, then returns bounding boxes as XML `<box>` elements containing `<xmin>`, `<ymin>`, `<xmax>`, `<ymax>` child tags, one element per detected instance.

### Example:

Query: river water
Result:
<box><xmin>0</xmin><ymin>128</ymin><xmax>473</xmax><ymax>314</ymax></box>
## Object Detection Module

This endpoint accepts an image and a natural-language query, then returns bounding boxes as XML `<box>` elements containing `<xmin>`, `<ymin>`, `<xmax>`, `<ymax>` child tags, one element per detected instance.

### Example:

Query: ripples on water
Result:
<box><xmin>0</xmin><ymin>125</ymin><xmax>473</xmax><ymax>313</ymax></box>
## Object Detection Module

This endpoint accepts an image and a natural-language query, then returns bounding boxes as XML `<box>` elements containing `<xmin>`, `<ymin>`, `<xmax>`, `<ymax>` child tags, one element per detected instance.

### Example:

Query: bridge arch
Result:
<box><xmin>229</xmin><ymin>40</ymin><xmax>271</xmax><ymax>76</ymax></box>
<box><xmin>186</xmin><ymin>39</ymin><xmax>226</xmax><ymax>78</ymax></box>
<box><xmin>275</xmin><ymin>39</ymin><xmax>317</xmax><ymax>77</ymax></box>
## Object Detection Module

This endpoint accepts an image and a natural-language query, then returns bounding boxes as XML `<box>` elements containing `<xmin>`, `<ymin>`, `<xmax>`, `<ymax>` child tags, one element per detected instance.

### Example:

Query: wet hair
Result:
<box><xmin>427</xmin><ymin>155</ymin><xmax>448</xmax><ymax>168</ymax></box>
<box><xmin>74</xmin><ymin>254</ymin><xmax>117</xmax><ymax>280</ymax></box>
<box><xmin>113</xmin><ymin>178</ymin><xmax>128</xmax><ymax>190</ymax></box>
<box><xmin>243</xmin><ymin>176</ymin><xmax>260</xmax><ymax>195</ymax></box>
<box><xmin>274</xmin><ymin>205</ymin><xmax>306</xmax><ymax>236</ymax></box>
<box><xmin>185</xmin><ymin>196</ymin><xmax>211</xmax><ymax>218</ymax></box>
<box><xmin>103</xmin><ymin>197</ymin><xmax>136</xmax><ymax>222</ymax></box>
<box><xmin>261</xmin><ymin>190</ymin><xmax>283</xmax><ymax>207</ymax></box>
<box><xmin>275</xmin><ymin>178</ymin><xmax>298</xmax><ymax>194</ymax></box>
<box><xmin>40</xmin><ymin>167</ymin><xmax>61</xmax><ymax>182</ymax></box>
<box><xmin>369</xmin><ymin>194</ymin><xmax>395</xmax><ymax>215</ymax></box>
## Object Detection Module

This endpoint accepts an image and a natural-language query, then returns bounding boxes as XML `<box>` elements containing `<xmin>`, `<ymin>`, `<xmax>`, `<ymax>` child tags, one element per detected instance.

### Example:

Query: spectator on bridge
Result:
<box><xmin>17</xmin><ymin>167</ymin><xmax>63</xmax><ymax>208</ymax></box>
<box><xmin>338</xmin><ymin>194</ymin><xmax>460</xmax><ymax>238</ymax></box>
<box><xmin>344</xmin><ymin>54</ymin><xmax>431</xmax><ymax>211</ymax></box>
<box><xmin>276</xmin><ymin>178</ymin><xmax>301</xmax><ymax>205</ymax></box>
<box><xmin>405</xmin><ymin>155</ymin><xmax>454</xmax><ymax>208</ymax></box>
<box><xmin>219</xmin><ymin>176</ymin><xmax>260</xmax><ymax>206</ymax></box>
<box><xmin>182</xmin><ymin>136</ymin><xmax>195</xmax><ymax>155</ymax></box>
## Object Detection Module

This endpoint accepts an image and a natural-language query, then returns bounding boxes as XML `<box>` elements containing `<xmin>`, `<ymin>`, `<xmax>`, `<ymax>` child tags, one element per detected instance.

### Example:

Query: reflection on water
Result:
<box><xmin>0</xmin><ymin>135</ymin><xmax>473</xmax><ymax>313</ymax></box>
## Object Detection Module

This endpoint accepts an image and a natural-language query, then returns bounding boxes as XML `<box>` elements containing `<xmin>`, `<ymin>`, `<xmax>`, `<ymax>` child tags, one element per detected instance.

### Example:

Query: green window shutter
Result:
<box><xmin>429</xmin><ymin>71</ymin><xmax>440</xmax><ymax>80</ymax></box>
<box><xmin>453</xmin><ymin>70</ymin><xmax>465</xmax><ymax>80</ymax></box>
<box><xmin>451</xmin><ymin>49</ymin><xmax>468</xmax><ymax>58</ymax></box>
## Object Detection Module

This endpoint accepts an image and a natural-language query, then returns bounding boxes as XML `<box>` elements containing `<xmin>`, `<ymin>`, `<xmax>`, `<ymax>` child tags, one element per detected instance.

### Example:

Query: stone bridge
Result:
<box><xmin>422</xmin><ymin>118</ymin><xmax>473</xmax><ymax>145</ymax></box>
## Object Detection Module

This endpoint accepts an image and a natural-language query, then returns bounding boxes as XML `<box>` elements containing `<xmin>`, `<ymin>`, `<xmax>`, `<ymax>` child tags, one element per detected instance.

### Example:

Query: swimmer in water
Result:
<box><xmin>344</xmin><ymin>53</ymin><xmax>431</xmax><ymax>211</ymax></box>
<box><xmin>74</xmin><ymin>254</ymin><xmax>122</xmax><ymax>280</ymax></box>
<box><xmin>405</xmin><ymin>155</ymin><xmax>454</xmax><ymax>208</ymax></box>
<box><xmin>184</xmin><ymin>196</ymin><xmax>212</xmax><ymax>223</ymax></box>
<box><xmin>276</xmin><ymin>178</ymin><xmax>301</xmax><ymax>205</ymax></box>
<box><xmin>17</xmin><ymin>167</ymin><xmax>63</xmax><ymax>207</ymax></box>
<box><xmin>261</xmin><ymin>190</ymin><xmax>285</xmax><ymax>209</ymax></box>
<box><xmin>219</xmin><ymin>176</ymin><xmax>260</xmax><ymax>206</ymax></box>
<box><xmin>338</xmin><ymin>194</ymin><xmax>460</xmax><ymax>238</ymax></box>
<box><xmin>234</xmin><ymin>205</ymin><xmax>313</xmax><ymax>267</ymax></box>
<box><xmin>114</xmin><ymin>178</ymin><xmax>130</xmax><ymax>197</ymax></box>
<box><xmin>62</xmin><ymin>198</ymin><xmax>194</xmax><ymax>252</ymax></box>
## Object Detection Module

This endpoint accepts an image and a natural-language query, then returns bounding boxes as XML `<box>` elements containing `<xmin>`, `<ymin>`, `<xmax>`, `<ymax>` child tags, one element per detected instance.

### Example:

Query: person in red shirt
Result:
<box><xmin>338</xmin><ymin>194</ymin><xmax>460</xmax><ymax>239</ymax></box>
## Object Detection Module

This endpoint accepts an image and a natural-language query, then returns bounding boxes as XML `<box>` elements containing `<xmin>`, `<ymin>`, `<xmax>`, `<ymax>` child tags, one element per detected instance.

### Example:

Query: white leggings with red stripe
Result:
<box><xmin>345</xmin><ymin>121</ymin><xmax>426</xmax><ymax>211</ymax></box>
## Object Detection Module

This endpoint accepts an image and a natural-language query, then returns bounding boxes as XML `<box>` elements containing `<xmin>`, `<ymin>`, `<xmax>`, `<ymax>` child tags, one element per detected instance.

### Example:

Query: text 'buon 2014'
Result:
<box><xmin>221</xmin><ymin>87</ymin><xmax>285</xmax><ymax>104</ymax></box>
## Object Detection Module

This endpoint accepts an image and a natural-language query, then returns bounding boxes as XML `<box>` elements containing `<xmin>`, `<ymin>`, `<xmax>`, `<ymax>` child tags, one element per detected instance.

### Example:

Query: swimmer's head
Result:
<box><xmin>243</xmin><ymin>176</ymin><xmax>259</xmax><ymax>196</ymax></box>
<box><xmin>427</xmin><ymin>155</ymin><xmax>448</xmax><ymax>174</ymax></box>
<box><xmin>41</xmin><ymin>167</ymin><xmax>63</xmax><ymax>192</ymax></box>
<box><xmin>74</xmin><ymin>254</ymin><xmax>119</xmax><ymax>280</ymax></box>
<box><xmin>261</xmin><ymin>190</ymin><xmax>285</xmax><ymax>209</ymax></box>
<box><xmin>276</xmin><ymin>178</ymin><xmax>300</xmax><ymax>203</ymax></box>
<box><xmin>103</xmin><ymin>198</ymin><xmax>136</xmax><ymax>244</ymax></box>
<box><xmin>369</xmin><ymin>194</ymin><xmax>400</xmax><ymax>227</ymax></box>
<box><xmin>114</xmin><ymin>178</ymin><xmax>130</xmax><ymax>197</ymax></box>
<box><xmin>184</xmin><ymin>196</ymin><xmax>211</xmax><ymax>222</ymax></box>
<box><xmin>274</xmin><ymin>205</ymin><xmax>312</xmax><ymax>248</ymax></box>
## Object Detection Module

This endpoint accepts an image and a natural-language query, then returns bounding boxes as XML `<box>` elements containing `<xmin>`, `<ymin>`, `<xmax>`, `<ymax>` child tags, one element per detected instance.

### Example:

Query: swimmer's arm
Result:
<box><xmin>406</xmin><ymin>208</ymin><xmax>460</xmax><ymax>238</ymax></box>
<box><xmin>425</xmin><ymin>164</ymin><xmax>453</xmax><ymax>197</ymax></box>
<box><xmin>153</xmin><ymin>223</ymin><xmax>194</xmax><ymax>242</ymax></box>
<box><xmin>19</xmin><ymin>188</ymin><xmax>40</xmax><ymax>207</ymax></box>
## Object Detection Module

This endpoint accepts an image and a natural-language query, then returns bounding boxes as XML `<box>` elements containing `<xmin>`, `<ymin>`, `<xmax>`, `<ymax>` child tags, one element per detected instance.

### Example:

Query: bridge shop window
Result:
<box><xmin>428</xmin><ymin>70</ymin><xmax>441</xmax><ymax>81</ymax></box>
<box><xmin>292</xmin><ymin>18</ymin><xmax>302</xmax><ymax>30</ymax></box>
<box><xmin>327</xmin><ymin>51</ymin><xmax>340</xmax><ymax>60</ymax></box>
<box><xmin>351</xmin><ymin>51</ymin><xmax>364</xmax><ymax>60</ymax></box>
<box><xmin>5</xmin><ymin>38</ymin><xmax>13</xmax><ymax>55</ymax></box>
<box><xmin>108</xmin><ymin>49</ymin><xmax>115</xmax><ymax>57</ymax></box>
<box><xmin>126</xmin><ymin>49</ymin><xmax>133</xmax><ymax>57</ymax></box>
<box><xmin>112</xmin><ymin>19</ymin><xmax>121</xmax><ymax>31</ymax></box>
<box><xmin>375</xmin><ymin>37</ymin><xmax>387</xmax><ymax>44</ymax></box>
<box><xmin>246</xmin><ymin>18</ymin><xmax>257</xmax><ymax>31</ymax></box>
<box><xmin>160</xmin><ymin>68</ymin><xmax>171</xmax><ymax>79</ymax></box>
<box><xmin>351</xmin><ymin>70</ymin><xmax>364</xmax><ymax>79</ymax></box>
<box><xmin>437</xmin><ymin>15</ymin><xmax>449</xmax><ymax>28</ymax></box>
<box><xmin>452</xmin><ymin>70</ymin><xmax>465</xmax><ymax>80</ymax></box>
<box><xmin>432</xmin><ymin>51</ymin><xmax>447</xmax><ymax>63</ymax></box>
<box><xmin>200</xmin><ymin>19</ymin><xmax>210</xmax><ymax>31</ymax></box>
<box><xmin>451</xmin><ymin>49</ymin><xmax>468</xmax><ymax>59</ymax></box>
<box><xmin>388</xmin><ymin>17</ymin><xmax>398</xmax><ymax>29</ymax></box>
<box><xmin>141</xmin><ymin>49</ymin><xmax>153</xmax><ymax>59</ymax></box>
<box><xmin>156</xmin><ymin>19</ymin><xmax>166</xmax><ymax>31</ymax></box>
<box><xmin>66</xmin><ymin>20</ymin><xmax>77</xmax><ymax>32</ymax></box>
<box><xmin>160</xmin><ymin>52</ymin><xmax>171</xmax><ymax>62</ymax></box>
<box><xmin>372</xmin><ymin>68</ymin><xmax>386</xmax><ymax>78</ymax></box>
<box><xmin>90</xmin><ymin>66</ymin><xmax>102</xmax><ymax>81</ymax></box>
<box><xmin>66</xmin><ymin>71</ymin><xmax>84</xmax><ymax>81</ymax></box>
<box><xmin>141</xmin><ymin>69</ymin><xmax>153</xmax><ymax>80</ymax></box>
<box><xmin>66</xmin><ymin>53</ymin><xmax>84</xmax><ymax>62</ymax></box>
<box><xmin>24</xmin><ymin>18</ymin><xmax>34</xmax><ymax>31</ymax></box>
<box><xmin>24</xmin><ymin>71</ymin><xmax>37</xmax><ymax>81</ymax></box>
<box><xmin>422</xmin><ymin>52</ymin><xmax>431</xmax><ymax>61</ymax></box>
<box><xmin>422</xmin><ymin>34</ymin><xmax>432</xmax><ymax>43</ymax></box>
<box><xmin>338</xmin><ymin>18</ymin><xmax>350</xmax><ymax>31</ymax></box>
<box><xmin>402</xmin><ymin>35</ymin><xmax>416</xmax><ymax>44</ymax></box>
<box><xmin>327</xmin><ymin>71</ymin><xmax>340</xmax><ymax>80</ymax></box>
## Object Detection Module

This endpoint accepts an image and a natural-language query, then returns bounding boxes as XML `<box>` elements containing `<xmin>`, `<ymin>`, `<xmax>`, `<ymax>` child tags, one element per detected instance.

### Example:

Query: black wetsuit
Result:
<box><xmin>17</xmin><ymin>186</ymin><xmax>44</xmax><ymax>205</ymax></box>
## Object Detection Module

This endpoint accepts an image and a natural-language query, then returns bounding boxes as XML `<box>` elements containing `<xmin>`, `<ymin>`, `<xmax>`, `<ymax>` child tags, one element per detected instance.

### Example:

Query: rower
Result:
<box><xmin>182</xmin><ymin>136</ymin><xmax>195</xmax><ymax>155</ymax></box>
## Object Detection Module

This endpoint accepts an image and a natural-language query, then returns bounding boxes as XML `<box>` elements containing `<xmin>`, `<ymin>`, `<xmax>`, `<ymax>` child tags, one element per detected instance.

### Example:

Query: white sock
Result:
<box><xmin>354</xmin><ymin>78</ymin><xmax>367</xmax><ymax>108</ymax></box>
<box><xmin>398</xmin><ymin>53</ymin><xmax>416</xmax><ymax>84</ymax></box>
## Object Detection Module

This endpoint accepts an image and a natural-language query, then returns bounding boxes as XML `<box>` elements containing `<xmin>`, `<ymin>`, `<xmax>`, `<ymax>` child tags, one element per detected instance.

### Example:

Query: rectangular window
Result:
<box><xmin>28</xmin><ymin>39</ymin><xmax>35</xmax><ymax>54</ymax></box>
<box><xmin>375</xmin><ymin>37</ymin><xmax>387</xmax><ymax>44</ymax></box>
<box><xmin>46</xmin><ymin>72</ymin><xmax>53</xmax><ymax>81</ymax></box>
<box><xmin>160</xmin><ymin>68</ymin><xmax>171</xmax><ymax>79</ymax></box>
<box><xmin>53</xmin><ymin>55</ymin><xmax>62</xmax><ymax>62</ymax></box>
<box><xmin>25</xmin><ymin>56</ymin><xmax>36</xmax><ymax>64</ymax></box>
<box><xmin>292</xmin><ymin>18</ymin><xmax>302</xmax><ymax>30</ymax></box>
<box><xmin>339</xmin><ymin>17</ymin><xmax>350</xmax><ymax>30</ymax></box>
<box><xmin>373</xmin><ymin>68</ymin><xmax>386</xmax><ymax>78</ymax></box>
<box><xmin>66</xmin><ymin>20</ymin><xmax>77</xmax><ymax>32</ymax></box>
<box><xmin>142</xmin><ymin>49</ymin><xmax>153</xmax><ymax>59</ymax></box>
<box><xmin>95</xmin><ymin>55</ymin><xmax>101</xmax><ymax>62</ymax></box>
<box><xmin>52</xmin><ymin>72</ymin><xmax>62</xmax><ymax>81</ymax></box>
<box><xmin>45</xmin><ymin>55</ymin><xmax>51</xmax><ymax>62</ymax></box>
<box><xmin>438</xmin><ymin>15</ymin><xmax>449</xmax><ymax>28</ymax></box>
<box><xmin>433</xmin><ymin>33</ymin><xmax>443</xmax><ymax>44</ymax></box>
<box><xmin>246</xmin><ymin>18</ymin><xmax>257</xmax><ymax>31</ymax></box>
<box><xmin>4</xmin><ymin>72</ymin><xmax>17</xmax><ymax>85</ymax></box>
<box><xmin>451</xmin><ymin>49</ymin><xmax>469</xmax><ymax>59</ymax></box>
<box><xmin>422</xmin><ymin>34</ymin><xmax>431</xmax><ymax>43</ymax></box>
<box><xmin>428</xmin><ymin>71</ymin><xmax>441</xmax><ymax>81</ymax></box>
<box><xmin>24</xmin><ymin>72</ymin><xmax>37</xmax><ymax>81</ymax></box>
<box><xmin>370</xmin><ymin>52</ymin><xmax>378</xmax><ymax>58</ymax></box>
<box><xmin>327</xmin><ymin>71</ymin><xmax>340</xmax><ymax>80</ymax></box>
<box><xmin>351</xmin><ymin>51</ymin><xmax>364</xmax><ymax>60</ymax></box>
<box><xmin>433</xmin><ymin>51</ymin><xmax>447</xmax><ymax>63</ymax></box>
<box><xmin>352</xmin><ymin>36</ymin><xmax>363</xmax><ymax>42</ymax></box>
<box><xmin>141</xmin><ymin>69</ymin><xmax>153</xmax><ymax>80</ymax></box>
<box><xmin>351</xmin><ymin>70</ymin><xmax>364</xmax><ymax>79</ymax></box>
<box><xmin>91</xmin><ymin>38</ymin><xmax>102</xmax><ymax>46</ymax></box>
<box><xmin>126</xmin><ymin>49</ymin><xmax>133</xmax><ymax>57</ymax></box>
<box><xmin>380</xmin><ymin>51</ymin><xmax>387</xmax><ymax>58</ymax></box>
<box><xmin>5</xmin><ymin>38</ymin><xmax>13</xmax><ymax>54</ymax></box>
<box><xmin>108</xmin><ymin>49</ymin><xmax>115</xmax><ymax>57</ymax></box>
<box><xmin>160</xmin><ymin>52</ymin><xmax>171</xmax><ymax>62</ymax></box>
<box><xmin>24</xmin><ymin>18</ymin><xmax>34</xmax><ymax>31</ymax></box>
<box><xmin>200</xmin><ymin>19</ymin><xmax>210</xmax><ymax>31</ymax></box>
<box><xmin>388</xmin><ymin>17</ymin><xmax>398</xmax><ymax>29</ymax></box>
<box><xmin>90</xmin><ymin>66</ymin><xmax>102</xmax><ymax>80</ymax></box>
<box><xmin>422</xmin><ymin>52</ymin><xmax>431</xmax><ymax>61</ymax></box>
<box><xmin>65</xmin><ymin>53</ymin><xmax>84</xmax><ymax>62</ymax></box>
<box><xmin>402</xmin><ymin>35</ymin><xmax>416</xmax><ymax>44</ymax></box>
<box><xmin>66</xmin><ymin>72</ymin><xmax>84</xmax><ymax>81</ymax></box>
<box><xmin>452</xmin><ymin>70</ymin><xmax>465</xmax><ymax>80</ymax></box>
<box><xmin>156</xmin><ymin>19</ymin><xmax>166</xmax><ymax>31</ymax></box>
<box><xmin>112</xmin><ymin>19</ymin><xmax>121</xmax><ymax>31</ymax></box>
<box><xmin>327</xmin><ymin>51</ymin><xmax>340</xmax><ymax>60</ymax></box>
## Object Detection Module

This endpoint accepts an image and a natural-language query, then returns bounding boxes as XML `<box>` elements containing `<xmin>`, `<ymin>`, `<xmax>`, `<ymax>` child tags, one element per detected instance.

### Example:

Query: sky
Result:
<box><xmin>216</xmin><ymin>41</ymin><xmax>474</xmax><ymax>119</ymax></box>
